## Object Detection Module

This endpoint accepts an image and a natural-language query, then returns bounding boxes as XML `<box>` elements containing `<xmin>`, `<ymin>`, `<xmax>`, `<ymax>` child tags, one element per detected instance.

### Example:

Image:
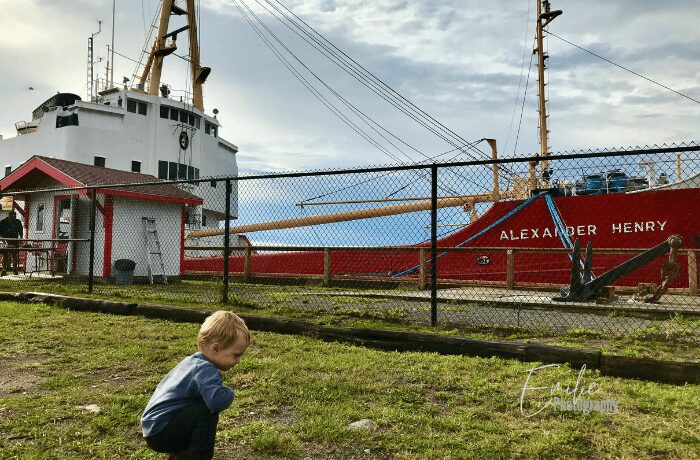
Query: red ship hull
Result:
<box><xmin>185</xmin><ymin>188</ymin><xmax>699</xmax><ymax>290</ymax></box>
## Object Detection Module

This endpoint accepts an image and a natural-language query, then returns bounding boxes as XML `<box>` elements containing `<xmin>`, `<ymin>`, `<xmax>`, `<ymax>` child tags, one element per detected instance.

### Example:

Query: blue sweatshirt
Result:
<box><xmin>141</xmin><ymin>352</ymin><xmax>234</xmax><ymax>437</ymax></box>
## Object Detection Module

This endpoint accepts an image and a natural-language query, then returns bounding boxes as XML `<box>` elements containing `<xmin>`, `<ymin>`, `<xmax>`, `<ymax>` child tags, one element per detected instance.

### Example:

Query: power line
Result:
<box><xmin>264</xmin><ymin>0</ymin><xmax>508</xmax><ymax>168</ymax></box>
<box><xmin>236</xmin><ymin>0</ymin><xmax>474</xmax><ymax>196</ymax></box>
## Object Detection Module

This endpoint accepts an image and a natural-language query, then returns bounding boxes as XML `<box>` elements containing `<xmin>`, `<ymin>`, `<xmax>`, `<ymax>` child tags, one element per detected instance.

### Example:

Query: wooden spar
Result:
<box><xmin>139</xmin><ymin>0</ymin><xmax>207</xmax><ymax>107</ymax></box>
<box><xmin>297</xmin><ymin>140</ymin><xmax>502</xmax><ymax>207</ymax></box>
<box><xmin>297</xmin><ymin>194</ymin><xmax>485</xmax><ymax>207</ymax></box>
<box><xmin>139</xmin><ymin>42</ymin><xmax>157</xmax><ymax>88</ymax></box>
<box><xmin>186</xmin><ymin>139</ymin><xmax>529</xmax><ymax>239</ymax></box>
<box><xmin>534</xmin><ymin>1</ymin><xmax>562</xmax><ymax>187</ymax></box>
<box><xmin>186</xmin><ymin>0</ymin><xmax>206</xmax><ymax>111</ymax></box>
<box><xmin>148</xmin><ymin>0</ymin><xmax>174</xmax><ymax>96</ymax></box>
<box><xmin>187</xmin><ymin>191</ymin><xmax>504</xmax><ymax>239</ymax></box>
<box><xmin>535</xmin><ymin>0</ymin><xmax>548</xmax><ymax>168</ymax></box>
<box><xmin>676</xmin><ymin>154</ymin><xmax>682</xmax><ymax>182</ymax></box>
<box><xmin>487</xmin><ymin>138</ymin><xmax>500</xmax><ymax>200</ymax></box>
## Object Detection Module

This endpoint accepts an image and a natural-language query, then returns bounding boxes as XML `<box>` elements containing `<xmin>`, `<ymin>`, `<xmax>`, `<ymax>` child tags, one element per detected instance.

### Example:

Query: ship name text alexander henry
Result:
<box><xmin>499</xmin><ymin>220</ymin><xmax>668</xmax><ymax>240</ymax></box>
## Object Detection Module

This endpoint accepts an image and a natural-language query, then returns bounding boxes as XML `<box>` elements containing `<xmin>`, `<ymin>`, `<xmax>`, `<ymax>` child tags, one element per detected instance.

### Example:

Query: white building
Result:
<box><xmin>0</xmin><ymin>156</ymin><xmax>203</xmax><ymax>279</ymax></box>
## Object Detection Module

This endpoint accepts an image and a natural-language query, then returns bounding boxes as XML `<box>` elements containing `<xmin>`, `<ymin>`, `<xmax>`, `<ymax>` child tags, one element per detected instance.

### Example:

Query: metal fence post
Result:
<box><xmin>323</xmin><ymin>248</ymin><xmax>332</xmax><ymax>287</ymax></box>
<box><xmin>88</xmin><ymin>187</ymin><xmax>97</xmax><ymax>293</ymax></box>
<box><xmin>430</xmin><ymin>164</ymin><xmax>438</xmax><ymax>327</ymax></box>
<box><xmin>223</xmin><ymin>179</ymin><xmax>232</xmax><ymax>303</ymax></box>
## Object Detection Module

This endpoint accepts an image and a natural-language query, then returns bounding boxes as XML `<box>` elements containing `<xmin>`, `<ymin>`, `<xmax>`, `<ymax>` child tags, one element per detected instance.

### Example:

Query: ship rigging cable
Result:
<box><xmin>503</xmin><ymin>0</ymin><xmax>533</xmax><ymax>157</ymax></box>
<box><xmin>393</xmin><ymin>194</ymin><xmax>541</xmax><ymax>277</ymax></box>
<box><xmin>235</xmin><ymin>0</ymin><xmax>507</xmax><ymax>205</ymax></box>
<box><xmin>232</xmin><ymin>0</ymin><xmax>418</xmax><ymax>167</ymax></box>
<box><xmin>547</xmin><ymin>31</ymin><xmax>700</xmax><ymax>105</ymax></box>
<box><xmin>251</xmin><ymin>0</ymin><xmax>517</xmax><ymax>178</ymax></box>
<box><xmin>233</xmin><ymin>0</ymin><xmax>472</xmax><ymax>197</ymax></box>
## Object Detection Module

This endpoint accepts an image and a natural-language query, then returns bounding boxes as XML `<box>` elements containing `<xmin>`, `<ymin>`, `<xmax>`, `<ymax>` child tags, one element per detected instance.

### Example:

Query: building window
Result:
<box><xmin>36</xmin><ymin>203</ymin><xmax>45</xmax><ymax>232</ymax></box>
<box><xmin>4</xmin><ymin>165</ymin><xmax>10</xmax><ymax>177</ymax></box>
<box><xmin>168</xmin><ymin>162</ymin><xmax>178</xmax><ymax>180</ymax></box>
<box><xmin>160</xmin><ymin>106</ymin><xmax>169</xmax><ymax>119</ymax></box>
<box><xmin>131</xmin><ymin>160</ymin><xmax>141</xmax><ymax>173</ymax></box>
<box><xmin>202</xmin><ymin>214</ymin><xmax>207</xmax><ymax>227</ymax></box>
<box><xmin>94</xmin><ymin>156</ymin><xmax>106</xmax><ymax>167</ymax></box>
<box><xmin>158</xmin><ymin>160</ymin><xmax>168</xmax><ymax>179</ymax></box>
<box><xmin>138</xmin><ymin>101</ymin><xmax>148</xmax><ymax>116</ymax></box>
<box><xmin>170</xmin><ymin>108</ymin><xmax>178</xmax><ymax>121</ymax></box>
<box><xmin>127</xmin><ymin>99</ymin><xmax>137</xmax><ymax>113</ymax></box>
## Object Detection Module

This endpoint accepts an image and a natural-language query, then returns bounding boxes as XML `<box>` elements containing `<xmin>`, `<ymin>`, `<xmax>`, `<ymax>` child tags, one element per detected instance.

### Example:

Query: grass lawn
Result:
<box><xmin>1</xmin><ymin>301</ymin><xmax>700</xmax><ymax>459</ymax></box>
<box><xmin>1</xmin><ymin>277</ymin><xmax>700</xmax><ymax>363</ymax></box>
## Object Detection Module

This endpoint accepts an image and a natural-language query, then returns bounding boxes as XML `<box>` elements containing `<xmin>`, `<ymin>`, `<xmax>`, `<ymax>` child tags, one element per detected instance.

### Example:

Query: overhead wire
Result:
<box><xmin>512</xmin><ymin>38</ymin><xmax>536</xmax><ymax>157</ymax></box>
<box><xmin>236</xmin><ymin>0</ymin><xmax>475</xmax><ymax>197</ymax></box>
<box><xmin>265</xmin><ymin>0</ymin><xmax>503</xmax><ymax>166</ymax></box>
<box><xmin>503</xmin><ymin>0</ymin><xmax>532</xmax><ymax>156</ymax></box>
<box><xmin>255</xmin><ymin>0</ymin><xmax>517</xmax><ymax>197</ymax></box>
<box><xmin>547</xmin><ymin>31</ymin><xmax>700</xmax><ymax>105</ymax></box>
<box><xmin>232</xmin><ymin>0</ymin><xmax>408</xmax><ymax>164</ymax></box>
<box><xmin>242</xmin><ymin>0</ymin><xmax>503</xmax><ymax>197</ymax></box>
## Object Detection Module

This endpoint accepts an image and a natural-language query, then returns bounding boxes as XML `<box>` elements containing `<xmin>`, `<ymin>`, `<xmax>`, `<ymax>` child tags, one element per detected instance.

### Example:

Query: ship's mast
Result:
<box><xmin>139</xmin><ymin>0</ymin><xmax>210</xmax><ymax>111</ymax></box>
<box><xmin>533</xmin><ymin>0</ymin><xmax>561</xmax><ymax>188</ymax></box>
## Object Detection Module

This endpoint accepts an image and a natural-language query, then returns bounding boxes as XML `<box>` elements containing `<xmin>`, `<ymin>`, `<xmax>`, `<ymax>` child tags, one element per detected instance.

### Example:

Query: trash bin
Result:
<box><xmin>114</xmin><ymin>259</ymin><xmax>136</xmax><ymax>285</ymax></box>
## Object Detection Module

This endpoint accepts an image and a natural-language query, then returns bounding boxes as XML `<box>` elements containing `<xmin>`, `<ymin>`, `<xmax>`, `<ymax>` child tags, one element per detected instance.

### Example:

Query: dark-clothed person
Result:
<box><xmin>0</xmin><ymin>211</ymin><xmax>23</xmax><ymax>275</ymax></box>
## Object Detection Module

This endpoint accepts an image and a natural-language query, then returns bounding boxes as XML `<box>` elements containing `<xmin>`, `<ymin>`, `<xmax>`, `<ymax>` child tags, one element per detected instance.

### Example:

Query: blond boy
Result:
<box><xmin>142</xmin><ymin>311</ymin><xmax>250</xmax><ymax>460</ymax></box>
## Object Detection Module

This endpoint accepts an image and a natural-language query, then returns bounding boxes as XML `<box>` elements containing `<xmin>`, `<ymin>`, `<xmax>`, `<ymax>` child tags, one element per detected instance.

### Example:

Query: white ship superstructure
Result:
<box><xmin>0</xmin><ymin>0</ymin><xmax>238</xmax><ymax>227</ymax></box>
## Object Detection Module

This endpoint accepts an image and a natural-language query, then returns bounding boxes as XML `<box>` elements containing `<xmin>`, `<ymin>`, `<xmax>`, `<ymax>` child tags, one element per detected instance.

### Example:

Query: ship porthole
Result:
<box><xmin>476</xmin><ymin>255</ymin><xmax>490</xmax><ymax>265</ymax></box>
<box><xmin>179</xmin><ymin>131</ymin><xmax>190</xmax><ymax>150</ymax></box>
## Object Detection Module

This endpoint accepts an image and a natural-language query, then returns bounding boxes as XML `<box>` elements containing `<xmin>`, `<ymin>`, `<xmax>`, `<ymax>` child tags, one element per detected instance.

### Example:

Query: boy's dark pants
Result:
<box><xmin>145</xmin><ymin>400</ymin><xmax>218</xmax><ymax>460</ymax></box>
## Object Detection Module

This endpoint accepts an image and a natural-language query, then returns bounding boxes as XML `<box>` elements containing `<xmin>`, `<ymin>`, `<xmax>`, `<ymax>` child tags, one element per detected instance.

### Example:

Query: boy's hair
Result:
<box><xmin>197</xmin><ymin>311</ymin><xmax>250</xmax><ymax>350</ymax></box>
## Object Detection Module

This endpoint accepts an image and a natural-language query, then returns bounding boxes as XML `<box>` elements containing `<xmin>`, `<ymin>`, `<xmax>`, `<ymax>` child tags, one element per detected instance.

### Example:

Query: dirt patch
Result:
<box><xmin>0</xmin><ymin>353</ymin><xmax>45</xmax><ymax>396</ymax></box>
<box><xmin>424</xmin><ymin>388</ymin><xmax>452</xmax><ymax>417</ymax></box>
<box><xmin>229</xmin><ymin>405</ymin><xmax>300</xmax><ymax>427</ymax></box>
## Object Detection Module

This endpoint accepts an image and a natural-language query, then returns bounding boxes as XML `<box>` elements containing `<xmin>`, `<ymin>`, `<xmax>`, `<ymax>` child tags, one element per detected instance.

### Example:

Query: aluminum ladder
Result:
<box><xmin>142</xmin><ymin>217</ymin><xmax>167</xmax><ymax>284</ymax></box>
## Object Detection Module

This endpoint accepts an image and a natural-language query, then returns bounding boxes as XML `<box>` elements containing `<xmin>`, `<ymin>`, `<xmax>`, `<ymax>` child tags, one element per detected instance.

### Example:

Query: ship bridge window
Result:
<box><xmin>126</xmin><ymin>99</ymin><xmax>148</xmax><ymax>116</ymax></box>
<box><xmin>4</xmin><ymin>165</ymin><xmax>11</xmax><ymax>177</ymax></box>
<box><xmin>94</xmin><ymin>156</ymin><xmax>106</xmax><ymax>168</ymax></box>
<box><xmin>170</xmin><ymin>108</ymin><xmax>178</xmax><ymax>121</ymax></box>
<box><xmin>160</xmin><ymin>106</ymin><xmax>169</xmax><ymax>119</ymax></box>
<box><xmin>169</xmin><ymin>162</ymin><xmax>177</xmax><ymax>180</ymax></box>
<box><xmin>158</xmin><ymin>160</ymin><xmax>168</xmax><ymax>179</ymax></box>
<box><xmin>205</xmin><ymin>122</ymin><xmax>217</xmax><ymax>136</ymax></box>
<box><xmin>56</xmin><ymin>113</ymin><xmax>79</xmax><ymax>128</ymax></box>
<box><xmin>131</xmin><ymin>160</ymin><xmax>141</xmax><ymax>173</ymax></box>
<box><xmin>180</xmin><ymin>110</ymin><xmax>188</xmax><ymax>123</ymax></box>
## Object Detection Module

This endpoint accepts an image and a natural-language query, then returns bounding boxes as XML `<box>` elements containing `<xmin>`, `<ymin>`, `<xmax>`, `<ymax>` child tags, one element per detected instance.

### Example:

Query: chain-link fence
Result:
<box><xmin>1</xmin><ymin>144</ymin><xmax>698</xmax><ymax>337</ymax></box>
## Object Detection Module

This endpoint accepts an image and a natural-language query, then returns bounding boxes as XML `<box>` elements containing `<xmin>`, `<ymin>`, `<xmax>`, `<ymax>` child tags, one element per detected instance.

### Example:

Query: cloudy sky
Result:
<box><xmin>1</xmin><ymin>0</ymin><xmax>698</xmax><ymax>173</ymax></box>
